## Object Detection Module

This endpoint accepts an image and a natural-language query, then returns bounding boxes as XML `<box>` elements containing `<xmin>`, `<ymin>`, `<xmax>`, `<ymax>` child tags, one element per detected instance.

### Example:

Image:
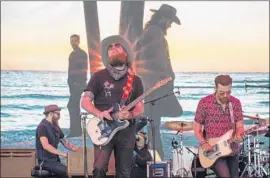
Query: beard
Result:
<box><xmin>109</xmin><ymin>51</ymin><xmax>127</xmax><ymax>67</ymax></box>
<box><xmin>52</xmin><ymin>116</ymin><xmax>59</xmax><ymax>126</ymax></box>
<box><xmin>218</xmin><ymin>96</ymin><xmax>229</xmax><ymax>104</ymax></box>
<box><xmin>71</xmin><ymin>44</ymin><xmax>79</xmax><ymax>50</ymax></box>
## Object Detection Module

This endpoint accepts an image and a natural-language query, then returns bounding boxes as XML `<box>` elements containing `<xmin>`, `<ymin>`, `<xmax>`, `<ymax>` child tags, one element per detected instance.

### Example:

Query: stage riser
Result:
<box><xmin>71</xmin><ymin>176</ymin><xmax>115</xmax><ymax>178</ymax></box>
<box><xmin>0</xmin><ymin>148</ymin><xmax>115</xmax><ymax>177</ymax></box>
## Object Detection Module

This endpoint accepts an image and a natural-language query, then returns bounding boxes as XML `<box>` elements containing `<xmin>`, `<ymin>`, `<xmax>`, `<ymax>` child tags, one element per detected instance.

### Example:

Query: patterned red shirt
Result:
<box><xmin>194</xmin><ymin>93</ymin><xmax>243</xmax><ymax>153</ymax></box>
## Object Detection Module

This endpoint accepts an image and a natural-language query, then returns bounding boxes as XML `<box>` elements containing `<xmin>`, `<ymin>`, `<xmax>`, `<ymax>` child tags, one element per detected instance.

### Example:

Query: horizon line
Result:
<box><xmin>1</xmin><ymin>69</ymin><xmax>269</xmax><ymax>74</ymax></box>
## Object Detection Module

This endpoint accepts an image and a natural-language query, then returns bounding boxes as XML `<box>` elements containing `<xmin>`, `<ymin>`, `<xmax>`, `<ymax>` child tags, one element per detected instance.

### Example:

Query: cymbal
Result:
<box><xmin>249</xmin><ymin>128</ymin><xmax>268</xmax><ymax>136</ymax></box>
<box><xmin>163</xmin><ymin>121</ymin><xmax>194</xmax><ymax>131</ymax></box>
<box><xmin>243</xmin><ymin>114</ymin><xmax>269</xmax><ymax>124</ymax></box>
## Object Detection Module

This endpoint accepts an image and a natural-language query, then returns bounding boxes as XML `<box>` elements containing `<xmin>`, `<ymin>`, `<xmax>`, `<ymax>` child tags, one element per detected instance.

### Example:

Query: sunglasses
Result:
<box><xmin>54</xmin><ymin>112</ymin><xmax>60</xmax><ymax>117</ymax></box>
<box><xmin>219</xmin><ymin>91</ymin><xmax>231</xmax><ymax>96</ymax></box>
<box><xmin>108</xmin><ymin>43</ymin><xmax>121</xmax><ymax>49</ymax></box>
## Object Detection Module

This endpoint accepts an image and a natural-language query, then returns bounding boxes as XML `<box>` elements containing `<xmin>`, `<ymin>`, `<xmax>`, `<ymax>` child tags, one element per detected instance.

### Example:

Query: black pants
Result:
<box><xmin>211</xmin><ymin>155</ymin><xmax>239</xmax><ymax>178</ymax></box>
<box><xmin>38</xmin><ymin>159</ymin><xmax>68</xmax><ymax>178</ymax></box>
<box><xmin>130</xmin><ymin>166</ymin><xmax>146</xmax><ymax>178</ymax></box>
<box><xmin>93</xmin><ymin>125</ymin><xmax>136</xmax><ymax>178</ymax></box>
<box><xmin>67</xmin><ymin>82</ymin><xmax>85</xmax><ymax>136</ymax></box>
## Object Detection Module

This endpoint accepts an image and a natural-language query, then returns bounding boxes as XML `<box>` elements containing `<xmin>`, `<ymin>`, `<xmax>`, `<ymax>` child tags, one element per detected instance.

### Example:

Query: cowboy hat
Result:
<box><xmin>101</xmin><ymin>35</ymin><xmax>134</xmax><ymax>67</ymax></box>
<box><xmin>150</xmin><ymin>4</ymin><xmax>181</xmax><ymax>25</ymax></box>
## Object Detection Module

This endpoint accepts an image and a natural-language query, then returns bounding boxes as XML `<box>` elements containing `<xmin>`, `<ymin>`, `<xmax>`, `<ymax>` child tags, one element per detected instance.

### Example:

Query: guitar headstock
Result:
<box><xmin>152</xmin><ymin>77</ymin><xmax>173</xmax><ymax>90</ymax></box>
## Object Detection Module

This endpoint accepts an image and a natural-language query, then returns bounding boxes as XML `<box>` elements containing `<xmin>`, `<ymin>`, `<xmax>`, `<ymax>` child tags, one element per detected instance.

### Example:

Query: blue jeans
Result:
<box><xmin>38</xmin><ymin>158</ymin><xmax>68</xmax><ymax>178</ymax></box>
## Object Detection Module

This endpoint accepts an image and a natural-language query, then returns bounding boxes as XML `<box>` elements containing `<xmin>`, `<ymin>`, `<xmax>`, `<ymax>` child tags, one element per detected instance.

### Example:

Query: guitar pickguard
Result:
<box><xmin>203</xmin><ymin>144</ymin><xmax>221</xmax><ymax>159</ymax></box>
<box><xmin>97</xmin><ymin>110</ymin><xmax>127</xmax><ymax>141</ymax></box>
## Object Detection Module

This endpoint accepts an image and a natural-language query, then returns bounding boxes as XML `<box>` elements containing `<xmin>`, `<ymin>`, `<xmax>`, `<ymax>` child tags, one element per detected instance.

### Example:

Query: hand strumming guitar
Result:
<box><xmin>97</xmin><ymin>107</ymin><xmax>114</xmax><ymax>121</ymax></box>
<box><xmin>201</xmin><ymin>141</ymin><xmax>213</xmax><ymax>152</ymax></box>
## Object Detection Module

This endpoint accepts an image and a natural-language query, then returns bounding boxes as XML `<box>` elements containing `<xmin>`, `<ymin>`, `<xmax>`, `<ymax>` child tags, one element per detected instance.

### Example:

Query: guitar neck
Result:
<box><xmin>123</xmin><ymin>86</ymin><xmax>156</xmax><ymax>111</ymax></box>
<box><xmin>227</xmin><ymin>124</ymin><xmax>262</xmax><ymax>144</ymax></box>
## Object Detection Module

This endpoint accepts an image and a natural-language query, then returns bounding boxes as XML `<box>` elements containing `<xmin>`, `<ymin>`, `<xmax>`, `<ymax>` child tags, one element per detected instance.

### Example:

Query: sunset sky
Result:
<box><xmin>1</xmin><ymin>1</ymin><xmax>269</xmax><ymax>72</ymax></box>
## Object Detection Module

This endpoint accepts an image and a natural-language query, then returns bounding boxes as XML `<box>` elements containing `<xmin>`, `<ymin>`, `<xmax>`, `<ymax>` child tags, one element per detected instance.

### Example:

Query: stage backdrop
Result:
<box><xmin>1</xmin><ymin>1</ymin><xmax>269</xmax><ymax>160</ymax></box>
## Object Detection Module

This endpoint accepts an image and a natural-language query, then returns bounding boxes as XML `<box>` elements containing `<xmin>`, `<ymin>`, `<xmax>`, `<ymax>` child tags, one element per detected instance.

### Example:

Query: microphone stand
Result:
<box><xmin>144</xmin><ymin>91</ymin><xmax>180</xmax><ymax>105</ymax></box>
<box><xmin>147</xmin><ymin>100</ymin><xmax>156</xmax><ymax>178</ymax></box>
<box><xmin>185</xmin><ymin>147</ymin><xmax>198</xmax><ymax>178</ymax></box>
<box><xmin>143</xmin><ymin>90</ymin><xmax>180</xmax><ymax>178</ymax></box>
<box><xmin>81</xmin><ymin>112</ymin><xmax>89</xmax><ymax>178</ymax></box>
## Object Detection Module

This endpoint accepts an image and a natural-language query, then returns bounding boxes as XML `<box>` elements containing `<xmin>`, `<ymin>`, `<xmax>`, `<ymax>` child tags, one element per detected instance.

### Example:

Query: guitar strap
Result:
<box><xmin>229</xmin><ymin>102</ymin><xmax>236</xmax><ymax>136</ymax></box>
<box><xmin>120</xmin><ymin>69</ymin><xmax>135</xmax><ymax>107</ymax></box>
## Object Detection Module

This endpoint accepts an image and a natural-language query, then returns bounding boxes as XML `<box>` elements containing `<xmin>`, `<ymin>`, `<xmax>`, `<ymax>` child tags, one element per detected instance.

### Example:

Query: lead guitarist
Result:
<box><xmin>81</xmin><ymin>35</ymin><xmax>144</xmax><ymax>178</ymax></box>
<box><xmin>194</xmin><ymin>75</ymin><xmax>245</xmax><ymax>178</ymax></box>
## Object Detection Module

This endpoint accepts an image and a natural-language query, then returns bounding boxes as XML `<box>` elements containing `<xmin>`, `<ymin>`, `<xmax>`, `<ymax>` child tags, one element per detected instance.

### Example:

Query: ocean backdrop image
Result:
<box><xmin>1</xmin><ymin>70</ymin><xmax>269</xmax><ymax>160</ymax></box>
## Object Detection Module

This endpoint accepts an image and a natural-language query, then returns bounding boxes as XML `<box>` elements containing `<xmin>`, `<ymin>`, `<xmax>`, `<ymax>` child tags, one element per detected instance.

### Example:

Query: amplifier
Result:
<box><xmin>147</xmin><ymin>161</ymin><xmax>171</xmax><ymax>178</ymax></box>
<box><xmin>0</xmin><ymin>148</ymin><xmax>36</xmax><ymax>178</ymax></box>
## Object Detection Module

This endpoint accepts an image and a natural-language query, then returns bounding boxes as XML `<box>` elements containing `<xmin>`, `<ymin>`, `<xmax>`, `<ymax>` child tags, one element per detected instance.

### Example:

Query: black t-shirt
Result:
<box><xmin>85</xmin><ymin>69</ymin><xmax>144</xmax><ymax>112</ymax></box>
<box><xmin>35</xmin><ymin>119</ymin><xmax>64</xmax><ymax>161</ymax></box>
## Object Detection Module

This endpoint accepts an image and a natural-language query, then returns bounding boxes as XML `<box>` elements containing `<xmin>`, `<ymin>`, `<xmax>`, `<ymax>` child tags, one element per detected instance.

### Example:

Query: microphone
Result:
<box><xmin>175</xmin><ymin>86</ymin><xmax>181</xmax><ymax>95</ymax></box>
<box><xmin>135</xmin><ymin>117</ymin><xmax>149</xmax><ymax>132</ymax></box>
<box><xmin>80</xmin><ymin>112</ymin><xmax>90</xmax><ymax>115</ymax></box>
<box><xmin>135</xmin><ymin>135</ymin><xmax>140</xmax><ymax>141</ymax></box>
<box><xmin>171</xmin><ymin>137</ymin><xmax>178</xmax><ymax>148</ymax></box>
<box><xmin>139</xmin><ymin>116</ymin><xmax>153</xmax><ymax>122</ymax></box>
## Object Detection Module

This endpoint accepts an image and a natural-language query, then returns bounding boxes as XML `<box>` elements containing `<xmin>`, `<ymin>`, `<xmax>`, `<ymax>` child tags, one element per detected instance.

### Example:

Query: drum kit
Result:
<box><xmin>239</xmin><ymin>115</ymin><xmax>270</xmax><ymax>178</ymax></box>
<box><xmin>164</xmin><ymin>121</ymin><xmax>207</xmax><ymax>178</ymax></box>
<box><xmin>163</xmin><ymin>115</ymin><xmax>270</xmax><ymax>178</ymax></box>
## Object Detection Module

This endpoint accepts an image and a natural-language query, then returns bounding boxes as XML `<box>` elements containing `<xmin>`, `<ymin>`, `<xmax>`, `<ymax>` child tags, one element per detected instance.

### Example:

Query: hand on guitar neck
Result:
<box><xmin>231</xmin><ymin>132</ymin><xmax>245</xmax><ymax>143</ymax></box>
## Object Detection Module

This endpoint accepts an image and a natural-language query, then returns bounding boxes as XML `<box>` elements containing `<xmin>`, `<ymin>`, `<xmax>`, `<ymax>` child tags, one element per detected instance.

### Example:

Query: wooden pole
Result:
<box><xmin>83</xmin><ymin>1</ymin><xmax>102</xmax><ymax>77</ymax></box>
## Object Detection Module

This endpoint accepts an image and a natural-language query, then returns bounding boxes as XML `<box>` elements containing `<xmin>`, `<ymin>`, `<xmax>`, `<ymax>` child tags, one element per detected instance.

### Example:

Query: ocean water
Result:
<box><xmin>1</xmin><ymin>70</ymin><xmax>269</xmax><ymax>160</ymax></box>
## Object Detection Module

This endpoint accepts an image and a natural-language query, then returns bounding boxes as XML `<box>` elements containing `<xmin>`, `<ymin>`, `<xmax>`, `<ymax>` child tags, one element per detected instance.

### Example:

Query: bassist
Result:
<box><xmin>81</xmin><ymin>35</ymin><xmax>144</xmax><ymax>178</ymax></box>
<box><xmin>194</xmin><ymin>75</ymin><xmax>245</xmax><ymax>178</ymax></box>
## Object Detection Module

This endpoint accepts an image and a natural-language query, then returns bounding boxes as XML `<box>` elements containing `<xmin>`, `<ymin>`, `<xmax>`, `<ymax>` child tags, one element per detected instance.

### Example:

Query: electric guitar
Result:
<box><xmin>86</xmin><ymin>77</ymin><xmax>173</xmax><ymax>146</ymax></box>
<box><xmin>198</xmin><ymin>120</ymin><xmax>266</xmax><ymax>168</ymax></box>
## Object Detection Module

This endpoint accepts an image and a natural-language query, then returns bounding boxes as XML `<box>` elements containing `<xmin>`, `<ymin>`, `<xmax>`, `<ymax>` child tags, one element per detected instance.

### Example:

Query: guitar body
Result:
<box><xmin>198</xmin><ymin>129</ymin><xmax>234</xmax><ymax>168</ymax></box>
<box><xmin>87</xmin><ymin>103</ymin><xmax>129</xmax><ymax>146</ymax></box>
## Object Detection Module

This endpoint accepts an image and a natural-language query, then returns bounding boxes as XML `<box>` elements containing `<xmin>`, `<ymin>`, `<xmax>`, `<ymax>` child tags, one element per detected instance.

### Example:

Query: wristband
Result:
<box><xmin>200</xmin><ymin>141</ymin><xmax>207</xmax><ymax>145</ymax></box>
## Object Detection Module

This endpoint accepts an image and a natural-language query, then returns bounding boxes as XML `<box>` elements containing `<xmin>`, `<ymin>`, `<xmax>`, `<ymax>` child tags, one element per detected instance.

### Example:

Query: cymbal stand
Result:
<box><xmin>252</xmin><ymin>120</ymin><xmax>267</xmax><ymax>177</ymax></box>
<box><xmin>240</xmin><ymin>135</ymin><xmax>255</xmax><ymax>178</ymax></box>
<box><xmin>176</xmin><ymin>130</ymin><xmax>187</xmax><ymax>178</ymax></box>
